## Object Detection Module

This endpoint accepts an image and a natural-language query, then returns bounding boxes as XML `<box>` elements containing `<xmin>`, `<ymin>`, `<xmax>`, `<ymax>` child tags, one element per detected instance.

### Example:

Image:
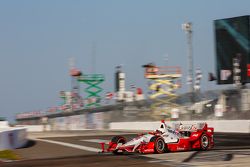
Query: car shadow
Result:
<box><xmin>18</xmin><ymin>140</ymin><xmax>37</xmax><ymax>149</ymax></box>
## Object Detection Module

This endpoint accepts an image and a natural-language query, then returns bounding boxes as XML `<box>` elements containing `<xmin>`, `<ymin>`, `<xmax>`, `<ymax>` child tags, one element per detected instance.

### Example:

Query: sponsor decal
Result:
<box><xmin>8</xmin><ymin>133</ymin><xmax>14</xmax><ymax>146</ymax></box>
<box><xmin>177</xmin><ymin>147</ymin><xmax>185</xmax><ymax>151</ymax></box>
<box><xmin>192</xmin><ymin>133</ymin><xmax>199</xmax><ymax>137</ymax></box>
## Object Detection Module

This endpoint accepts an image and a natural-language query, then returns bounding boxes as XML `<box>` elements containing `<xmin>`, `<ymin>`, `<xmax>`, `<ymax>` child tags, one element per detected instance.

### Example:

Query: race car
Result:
<box><xmin>100</xmin><ymin>120</ymin><xmax>214</xmax><ymax>154</ymax></box>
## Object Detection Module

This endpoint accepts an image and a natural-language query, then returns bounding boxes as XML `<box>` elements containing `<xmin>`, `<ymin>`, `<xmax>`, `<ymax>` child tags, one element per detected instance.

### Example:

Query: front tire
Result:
<box><xmin>150</xmin><ymin>136</ymin><xmax>166</xmax><ymax>154</ymax></box>
<box><xmin>111</xmin><ymin>136</ymin><xmax>126</xmax><ymax>155</ymax></box>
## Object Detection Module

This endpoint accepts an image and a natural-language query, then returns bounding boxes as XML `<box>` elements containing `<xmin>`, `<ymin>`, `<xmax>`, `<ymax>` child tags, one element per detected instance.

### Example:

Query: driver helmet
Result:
<box><xmin>156</xmin><ymin>120</ymin><xmax>167</xmax><ymax>133</ymax></box>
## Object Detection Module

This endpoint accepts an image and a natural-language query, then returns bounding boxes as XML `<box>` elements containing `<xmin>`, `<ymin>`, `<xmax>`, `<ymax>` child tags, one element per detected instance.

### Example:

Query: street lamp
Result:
<box><xmin>182</xmin><ymin>22</ymin><xmax>194</xmax><ymax>94</ymax></box>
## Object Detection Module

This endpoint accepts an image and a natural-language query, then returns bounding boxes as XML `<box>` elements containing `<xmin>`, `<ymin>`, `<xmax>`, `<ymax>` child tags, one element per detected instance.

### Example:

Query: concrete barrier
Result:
<box><xmin>0</xmin><ymin>127</ymin><xmax>28</xmax><ymax>150</ymax></box>
<box><xmin>16</xmin><ymin>120</ymin><xmax>250</xmax><ymax>133</ymax></box>
<box><xmin>16</xmin><ymin>125</ymin><xmax>51</xmax><ymax>132</ymax></box>
<box><xmin>109</xmin><ymin>120</ymin><xmax>250</xmax><ymax>133</ymax></box>
<box><xmin>0</xmin><ymin>121</ymin><xmax>9</xmax><ymax>128</ymax></box>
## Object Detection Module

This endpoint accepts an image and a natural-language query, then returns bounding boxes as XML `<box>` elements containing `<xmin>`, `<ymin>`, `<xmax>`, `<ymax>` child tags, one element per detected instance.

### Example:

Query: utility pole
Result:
<box><xmin>182</xmin><ymin>22</ymin><xmax>194</xmax><ymax>94</ymax></box>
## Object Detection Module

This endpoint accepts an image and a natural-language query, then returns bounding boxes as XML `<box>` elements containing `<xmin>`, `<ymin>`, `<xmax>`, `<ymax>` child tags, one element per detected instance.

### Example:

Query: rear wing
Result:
<box><xmin>173</xmin><ymin>122</ymin><xmax>209</xmax><ymax>132</ymax></box>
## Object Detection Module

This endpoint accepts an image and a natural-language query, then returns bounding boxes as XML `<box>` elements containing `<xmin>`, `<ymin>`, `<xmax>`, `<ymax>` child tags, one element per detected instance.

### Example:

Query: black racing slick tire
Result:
<box><xmin>200</xmin><ymin>134</ymin><xmax>209</xmax><ymax>150</ymax></box>
<box><xmin>150</xmin><ymin>136</ymin><xmax>166</xmax><ymax>154</ymax></box>
<box><xmin>111</xmin><ymin>136</ymin><xmax>126</xmax><ymax>155</ymax></box>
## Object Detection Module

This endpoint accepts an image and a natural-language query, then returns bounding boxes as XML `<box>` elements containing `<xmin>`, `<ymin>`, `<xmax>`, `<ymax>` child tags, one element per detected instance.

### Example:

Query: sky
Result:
<box><xmin>0</xmin><ymin>0</ymin><xmax>249</xmax><ymax>122</ymax></box>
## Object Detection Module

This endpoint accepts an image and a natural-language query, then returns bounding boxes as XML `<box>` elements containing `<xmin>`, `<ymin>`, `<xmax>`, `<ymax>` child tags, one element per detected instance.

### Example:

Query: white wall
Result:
<box><xmin>0</xmin><ymin>121</ymin><xmax>9</xmax><ymax>128</ymax></box>
<box><xmin>0</xmin><ymin>127</ymin><xmax>28</xmax><ymax>150</ymax></box>
<box><xmin>16</xmin><ymin>125</ymin><xmax>51</xmax><ymax>132</ymax></box>
<box><xmin>16</xmin><ymin>120</ymin><xmax>250</xmax><ymax>133</ymax></box>
<box><xmin>109</xmin><ymin>120</ymin><xmax>250</xmax><ymax>133</ymax></box>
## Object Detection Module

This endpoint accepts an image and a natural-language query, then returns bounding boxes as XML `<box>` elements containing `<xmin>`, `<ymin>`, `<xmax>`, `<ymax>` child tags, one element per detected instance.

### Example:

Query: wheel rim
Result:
<box><xmin>117</xmin><ymin>138</ymin><xmax>125</xmax><ymax>144</ymax></box>
<box><xmin>157</xmin><ymin>139</ymin><xmax>165</xmax><ymax>151</ymax></box>
<box><xmin>113</xmin><ymin>137</ymin><xmax>125</xmax><ymax>154</ymax></box>
<box><xmin>201</xmin><ymin>135</ymin><xmax>209</xmax><ymax>148</ymax></box>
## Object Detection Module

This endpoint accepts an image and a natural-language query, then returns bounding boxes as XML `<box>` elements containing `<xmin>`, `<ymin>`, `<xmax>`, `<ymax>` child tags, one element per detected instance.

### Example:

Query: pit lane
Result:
<box><xmin>1</xmin><ymin>131</ymin><xmax>250</xmax><ymax>167</ymax></box>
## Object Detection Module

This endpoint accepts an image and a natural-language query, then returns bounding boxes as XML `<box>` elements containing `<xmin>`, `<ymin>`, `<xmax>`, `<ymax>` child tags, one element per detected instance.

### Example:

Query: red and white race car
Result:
<box><xmin>100</xmin><ymin>120</ymin><xmax>214</xmax><ymax>154</ymax></box>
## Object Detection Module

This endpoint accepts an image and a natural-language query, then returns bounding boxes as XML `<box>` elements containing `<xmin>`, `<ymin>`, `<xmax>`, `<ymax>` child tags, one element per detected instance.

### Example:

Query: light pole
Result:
<box><xmin>182</xmin><ymin>22</ymin><xmax>194</xmax><ymax>94</ymax></box>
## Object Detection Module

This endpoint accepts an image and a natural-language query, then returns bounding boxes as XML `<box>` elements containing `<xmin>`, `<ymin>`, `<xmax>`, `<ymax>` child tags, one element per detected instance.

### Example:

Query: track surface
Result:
<box><xmin>1</xmin><ymin>132</ymin><xmax>250</xmax><ymax>167</ymax></box>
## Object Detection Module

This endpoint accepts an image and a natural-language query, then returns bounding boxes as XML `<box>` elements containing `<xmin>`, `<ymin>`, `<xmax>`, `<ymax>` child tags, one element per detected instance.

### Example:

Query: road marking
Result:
<box><xmin>80</xmin><ymin>139</ymin><xmax>109</xmax><ymax>144</ymax></box>
<box><xmin>148</xmin><ymin>160</ymin><xmax>194</xmax><ymax>167</ymax></box>
<box><xmin>36</xmin><ymin>138</ymin><xmax>101</xmax><ymax>152</ymax></box>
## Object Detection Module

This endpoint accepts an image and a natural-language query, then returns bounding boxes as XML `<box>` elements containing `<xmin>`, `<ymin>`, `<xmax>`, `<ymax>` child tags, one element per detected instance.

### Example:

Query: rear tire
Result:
<box><xmin>150</xmin><ymin>136</ymin><xmax>166</xmax><ymax>154</ymax></box>
<box><xmin>111</xmin><ymin>136</ymin><xmax>126</xmax><ymax>155</ymax></box>
<box><xmin>200</xmin><ymin>134</ymin><xmax>209</xmax><ymax>150</ymax></box>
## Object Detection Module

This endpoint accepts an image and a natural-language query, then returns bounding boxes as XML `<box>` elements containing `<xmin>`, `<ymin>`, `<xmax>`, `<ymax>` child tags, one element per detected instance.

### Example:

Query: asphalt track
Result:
<box><xmin>1</xmin><ymin>132</ymin><xmax>250</xmax><ymax>167</ymax></box>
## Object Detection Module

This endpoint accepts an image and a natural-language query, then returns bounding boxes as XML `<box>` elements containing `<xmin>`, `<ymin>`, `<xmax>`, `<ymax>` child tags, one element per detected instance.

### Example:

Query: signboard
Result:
<box><xmin>214</xmin><ymin>15</ymin><xmax>250</xmax><ymax>84</ymax></box>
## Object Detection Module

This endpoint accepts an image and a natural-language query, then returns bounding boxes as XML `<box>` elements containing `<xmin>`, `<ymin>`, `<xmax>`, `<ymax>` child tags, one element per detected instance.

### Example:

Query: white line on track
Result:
<box><xmin>36</xmin><ymin>138</ymin><xmax>102</xmax><ymax>152</ymax></box>
<box><xmin>80</xmin><ymin>139</ymin><xmax>109</xmax><ymax>144</ymax></box>
<box><xmin>148</xmin><ymin>160</ymin><xmax>189</xmax><ymax>167</ymax></box>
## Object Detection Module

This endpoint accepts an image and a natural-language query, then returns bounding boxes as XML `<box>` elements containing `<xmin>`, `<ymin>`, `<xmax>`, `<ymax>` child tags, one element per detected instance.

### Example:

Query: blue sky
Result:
<box><xmin>0</xmin><ymin>0</ymin><xmax>249</xmax><ymax>122</ymax></box>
